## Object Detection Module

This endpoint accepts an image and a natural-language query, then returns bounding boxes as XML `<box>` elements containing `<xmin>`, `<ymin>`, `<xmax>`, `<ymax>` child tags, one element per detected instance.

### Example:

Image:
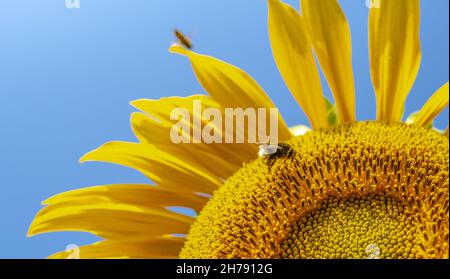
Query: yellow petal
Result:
<box><xmin>130</xmin><ymin>113</ymin><xmax>245</xmax><ymax>178</ymax></box>
<box><xmin>301</xmin><ymin>0</ymin><xmax>356</xmax><ymax>124</ymax></box>
<box><xmin>268</xmin><ymin>0</ymin><xmax>328</xmax><ymax>129</ymax></box>
<box><xmin>80</xmin><ymin>141</ymin><xmax>221</xmax><ymax>194</ymax></box>
<box><xmin>169</xmin><ymin>44</ymin><xmax>291</xmax><ymax>141</ymax></box>
<box><xmin>48</xmin><ymin>237</ymin><xmax>185</xmax><ymax>259</ymax></box>
<box><xmin>413</xmin><ymin>82</ymin><xmax>449</xmax><ymax>127</ymax></box>
<box><xmin>132</xmin><ymin>95</ymin><xmax>220</xmax><ymax>128</ymax></box>
<box><xmin>130</xmin><ymin>95</ymin><xmax>257</xmax><ymax>169</ymax></box>
<box><xmin>369</xmin><ymin>0</ymin><xmax>421</xmax><ymax>121</ymax></box>
<box><xmin>405</xmin><ymin>111</ymin><xmax>432</xmax><ymax>129</ymax></box>
<box><xmin>43</xmin><ymin>184</ymin><xmax>207</xmax><ymax>212</ymax></box>
<box><xmin>28</xmin><ymin>184</ymin><xmax>200</xmax><ymax>239</ymax></box>
<box><xmin>444</xmin><ymin>127</ymin><xmax>449</xmax><ymax>138</ymax></box>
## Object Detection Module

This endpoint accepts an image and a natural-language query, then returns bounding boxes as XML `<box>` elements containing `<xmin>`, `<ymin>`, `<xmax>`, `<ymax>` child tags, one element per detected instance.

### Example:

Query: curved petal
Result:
<box><xmin>405</xmin><ymin>111</ymin><xmax>432</xmax><ymax>129</ymax></box>
<box><xmin>301</xmin><ymin>0</ymin><xmax>356</xmax><ymax>123</ymax></box>
<box><xmin>42</xmin><ymin>184</ymin><xmax>207</xmax><ymax>212</ymax></box>
<box><xmin>131</xmin><ymin>95</ymin><xmax>221</xmax><ymax>130</ymax></box>
<box><xmin>80</xmin><ymin>141</ymin><xmax>221</xmax><ymax>194</ymax></box>
<box><xmin>28</xmin><ymin>184</ymin><xmax>201</xmax><ymax>239</ymax></box>
<box><xmin>413</xmin><ymin>82</ymin><xmax>449</xmax><ymax>127</ymax></box>
<box><xmin>130</xmin><ymin>95</ymin><xmax>257</xmax><ymax>173</ymax></box>
<box><xmin>268</xmin><ymin>0</ymin><xmax>328</xmax><ymax>129</ymax></box>
<box><xmin>369</xmin><ymin>0</ymin><xmax>421</xmax><ymax>121</ymax></box>
<box><xmin>131</xmin><ymin>111</ymin><xmax>252</xmax><ymax>168</ymax></box>
<box><xmin>48</xmin><ymin>237</ymin><xmax>185</xmax><ymax>259</ymax></box>
<box><xmin>169</xmin><ymin>44</ymin><xmax>291</xmax><ymax>141</ymax></box>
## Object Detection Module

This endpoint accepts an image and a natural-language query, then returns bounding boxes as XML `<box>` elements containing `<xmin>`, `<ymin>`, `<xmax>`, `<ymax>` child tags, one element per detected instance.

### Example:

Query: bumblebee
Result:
<box><xmin>174</xmin><ymin>29</ymin><xmax>193</xmax><ymax>50</ymax></box>
<box><xmin>258</xmin><ymin>143</ymin><xmax>295</xmax><ymax>170</ymax></box>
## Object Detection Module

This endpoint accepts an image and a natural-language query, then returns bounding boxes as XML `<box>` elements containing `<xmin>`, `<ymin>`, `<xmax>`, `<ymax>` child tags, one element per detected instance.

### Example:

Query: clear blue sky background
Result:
<box><xmin>0</xmin><ymin>0</ymin><xmax>448</xmax><ymax>258</ymax></box>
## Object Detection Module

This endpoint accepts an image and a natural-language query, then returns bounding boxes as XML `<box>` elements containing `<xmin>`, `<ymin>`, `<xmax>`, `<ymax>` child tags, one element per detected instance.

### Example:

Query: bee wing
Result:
<box><xmin>263</xmin><ymin>145</ymin><xmax>280</xmax><ymax>155</ymax></box>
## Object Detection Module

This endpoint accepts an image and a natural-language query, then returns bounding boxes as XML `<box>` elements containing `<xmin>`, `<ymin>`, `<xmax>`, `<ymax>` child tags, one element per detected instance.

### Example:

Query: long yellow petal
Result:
<box><xmin>369</xmin><ymin>0</ymin><xmax>421</xmax><ymax>121</ymax></box>
<box><xmin>130</xmin><ymin>95</ymin><xmax>257</xmax><ymax>169</ymax></box>
<box><xmin>169</xmin><ymin>44</ymin><xmax>291</xmax><ymax>141</ymax></box>
<box><xmin>132</xmin><ymin>95</ymin><xmax>220</xmax><ymax>129</ymax></box>
<box><xmin>131</xmin><ymin>113</ymin><xmax>246</xmax><ymax>178</ymax></box>
<box><xmin>48</xmin><ymin>237</ymin><xmax>185</xmax><ymax>259</ymax></box>
<box><xmin>80</xmin><ymin>141</ymin><xmax>221</xmax><ymax>194</ymax></box>
<box><xmin>413</xmin><ymin>82</ymin><xmax>449</xmax><ymax>127</ymax></box>
<box><xmin>43</xmin><ymin>184</ymin><xmax>207</xmax><ymax>212</ymax></box>
<box><xmin>405</xmin><ymin>111</ymin><xmax>432</xmax><ymax>129</ymax></box>
<box><xmin>301</xmin><ymin>0</ymin><xmax>356</xmax><ymax>123</ymax></box>
<box><xmin>268</xmin><ymin>0</ymin><xmax>328</xmax><ymax>129</ymax></box>
<box><xmin>28</xmin><ymin>184</ymin><xmax>201</xmax><ymax>239</ymax></box>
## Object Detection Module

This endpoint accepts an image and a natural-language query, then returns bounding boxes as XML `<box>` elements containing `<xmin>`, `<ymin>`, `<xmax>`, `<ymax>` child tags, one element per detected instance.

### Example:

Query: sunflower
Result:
<box><xmin>29</xmin><ymin>0</ymin><xmax>449</xmax><ymax>259</ymax></box>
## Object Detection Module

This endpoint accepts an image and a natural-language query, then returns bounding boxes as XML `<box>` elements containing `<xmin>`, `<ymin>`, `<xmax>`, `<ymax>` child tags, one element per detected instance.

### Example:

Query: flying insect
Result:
<box><xmin>174</xmin><ymin>29</ymin><xmax>193</xmax><ymax>49</ymax></box>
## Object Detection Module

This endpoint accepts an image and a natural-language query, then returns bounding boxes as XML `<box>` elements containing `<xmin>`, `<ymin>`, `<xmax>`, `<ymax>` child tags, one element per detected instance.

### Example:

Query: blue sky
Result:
<box><xmin>0</xmin><ymin>0</ymin><xmax>448</xmax><ymax>258</ymax></box>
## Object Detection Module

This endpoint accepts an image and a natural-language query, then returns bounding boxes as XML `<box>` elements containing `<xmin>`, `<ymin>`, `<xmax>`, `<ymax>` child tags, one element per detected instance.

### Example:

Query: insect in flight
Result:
<box><xmin>174</xmin><ymin>29</ymin><xmax>193</xmax><ymax>50</ymax></box>
<box><xmin>258</xmin><ymin>142</ymin><xmax>295</xmax><ymax>169</ymax></box>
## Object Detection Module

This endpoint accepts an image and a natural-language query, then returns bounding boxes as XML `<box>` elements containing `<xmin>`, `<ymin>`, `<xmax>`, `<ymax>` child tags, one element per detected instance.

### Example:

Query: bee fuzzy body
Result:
<box><xmin>258</xmin><ymin>143</ymin><xmax>295</xmax><ymax>170</ymax></box>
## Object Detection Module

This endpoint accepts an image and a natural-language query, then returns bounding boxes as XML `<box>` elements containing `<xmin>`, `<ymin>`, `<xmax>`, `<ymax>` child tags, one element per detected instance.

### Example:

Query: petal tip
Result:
<box><xmin>79</xmin><ymin>150</ymin><xmax>94</xmax><ymax>163</ymax></box>
<box><xmin>27</xmin><ymin>221</ymin><xmax>38</xmax><ymax>238</ymax></box>
<box><xmin>169</xmin><ymin>44</ymin><xmax>189</xmax><ymax>56</ymax></box>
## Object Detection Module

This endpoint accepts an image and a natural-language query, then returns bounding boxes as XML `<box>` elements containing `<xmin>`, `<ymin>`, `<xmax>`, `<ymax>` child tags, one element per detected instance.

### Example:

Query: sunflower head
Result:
<box><xmin>180</xmin><ymin>122</ymin><xmax>449</xmax><ymax>259</ymax></box>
